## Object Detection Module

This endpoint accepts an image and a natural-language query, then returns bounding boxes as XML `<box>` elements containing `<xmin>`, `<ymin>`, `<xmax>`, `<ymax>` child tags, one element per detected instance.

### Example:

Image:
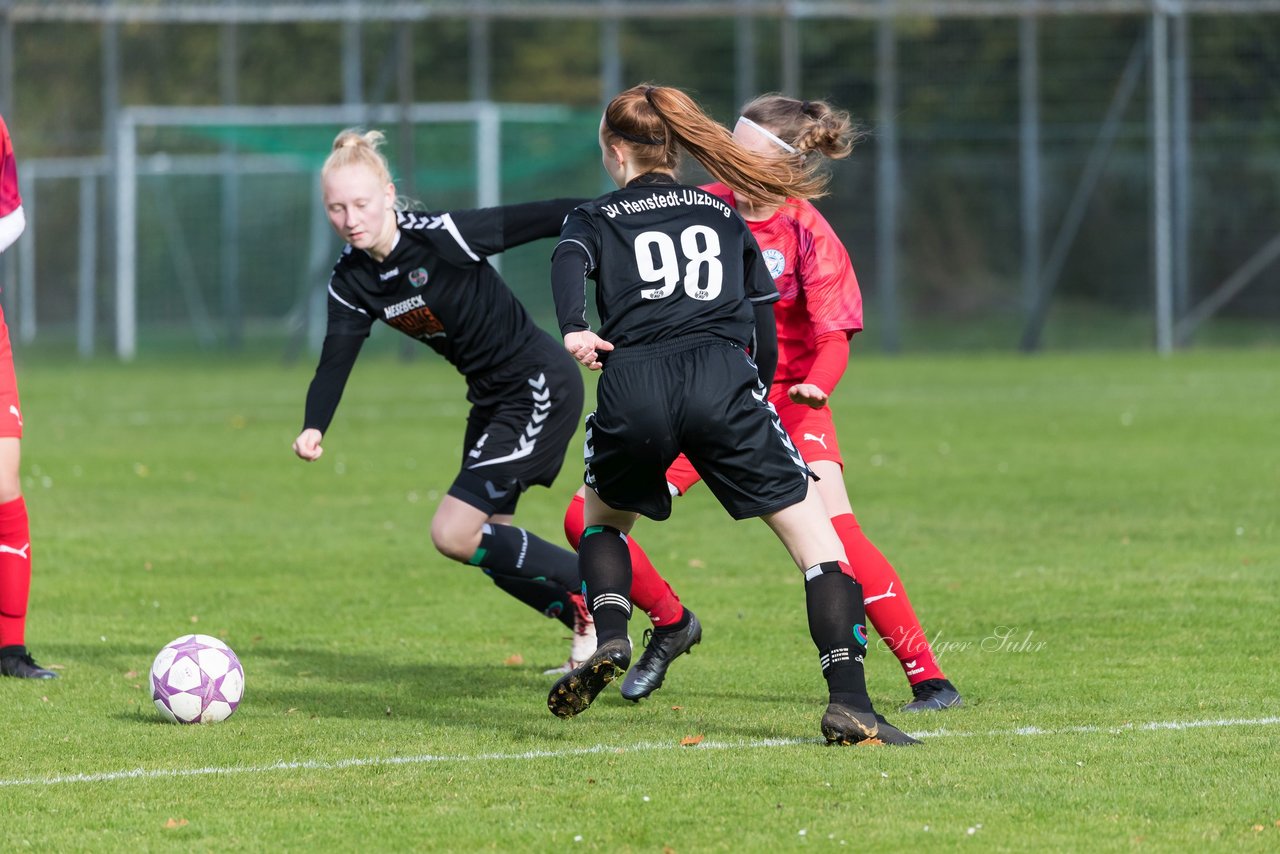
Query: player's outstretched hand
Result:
<box><xmin>788</xmin><ymin>383</ymin><xmax>829</xmax><ymax>409</ymax></box>
<box><xmin>563</xmin><ymin>330</ymin><xmax>614</xmax><ymax>372</ymax></box>
<box><xmin>293</xmin><ymin>428</ymin><xmax>324</xmax><ymax>461</ymax></box>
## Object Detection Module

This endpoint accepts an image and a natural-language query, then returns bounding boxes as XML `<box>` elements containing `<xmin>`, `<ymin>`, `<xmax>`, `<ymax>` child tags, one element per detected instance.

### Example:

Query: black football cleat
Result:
<box><xmin>822</xmin><ymin>702</ymin><xmax>921</xmax><ymax>746</ymax></box>
<box><xmin>620</xmin><ymin>610</ymin><xmax>702</xmax><ymax>701</ymax></box>
<box><xmin>901</xmin><ymin>678</ymin><xmax>963</xmax><ymax>712</ymax></box>
<box><xmin>0</xmin><ymin>646</ymin><xmax>59</xmax><ymax>679</ymax></box>
<box><xmin>869</xmin><ymin>713</ymin><xmax>922</xmax><ymax>746</ymax></box>
<box><xmin>547</xmin><ymin>637</ymin><xmax>631</xmax><ymax>719</ymax></box>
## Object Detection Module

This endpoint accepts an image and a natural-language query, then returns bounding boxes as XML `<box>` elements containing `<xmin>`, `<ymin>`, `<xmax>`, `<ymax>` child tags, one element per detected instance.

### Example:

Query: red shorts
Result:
<box><xmin>663</xmin><ymin>385</ymin><xmax>845</xmax><ymax>496</ymax></box>
<box><xmin>769</xmin><ymin>387</ymin><xmax>843</xmax><ymax>468</ymax></box>
<box><xmin>0</xmin><ymin>310</ymin><xmax>22</xmax><ymax>439</ymax></box>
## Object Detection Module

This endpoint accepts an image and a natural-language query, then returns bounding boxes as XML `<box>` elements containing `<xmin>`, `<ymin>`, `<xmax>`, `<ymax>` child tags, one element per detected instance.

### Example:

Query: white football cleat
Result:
<box><xmin>543</xmin><ymin>592</ymin><xmax>597</xmax><ymax>675</ymax></box>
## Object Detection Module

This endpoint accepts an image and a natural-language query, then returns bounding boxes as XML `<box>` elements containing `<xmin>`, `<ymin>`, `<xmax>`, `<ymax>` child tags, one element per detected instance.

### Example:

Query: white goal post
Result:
<box><xmin>113</xmin><ymin>101</ymin><xmax>572</xmax><ymax>360</ymax></box>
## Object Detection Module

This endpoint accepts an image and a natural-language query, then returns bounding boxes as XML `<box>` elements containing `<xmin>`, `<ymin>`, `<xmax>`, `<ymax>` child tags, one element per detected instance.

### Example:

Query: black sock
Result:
<box><xmin>468</xmin><ymin>523</ymin><xmax>579</xmax><ymax>591</ymax></box>
<box><xmin>654</xmin><ymin>607</ymin><xmax>690</xmax><ymax>634</ymax></box>
<box><xmin>486</xmin><ymin>572</ymin><xmax>577</xmax><ymax>628</ymax></box>
<box><xmin>804</xmin><ymin>562</ymin><xmax>871</xmax><ymax>710</ymax></box>
<box><xmin>579</xmin><ymin>525</ymin><xmax>632</xmax><ymax>643</ymax></box>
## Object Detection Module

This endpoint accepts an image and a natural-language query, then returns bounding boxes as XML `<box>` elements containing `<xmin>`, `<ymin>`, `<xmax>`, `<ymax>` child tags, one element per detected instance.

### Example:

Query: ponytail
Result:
<box><xmin>603</xmin><ymin>84</ymin><xmax>830</xmax><ymax>203</ymax></box>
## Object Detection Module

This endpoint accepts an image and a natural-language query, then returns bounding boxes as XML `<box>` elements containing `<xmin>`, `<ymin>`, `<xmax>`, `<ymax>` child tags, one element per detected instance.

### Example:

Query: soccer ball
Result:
<box><xmin>150</xmin><ymin>634</ymin><xmax>245</xmax><ymax>724</ymax></box>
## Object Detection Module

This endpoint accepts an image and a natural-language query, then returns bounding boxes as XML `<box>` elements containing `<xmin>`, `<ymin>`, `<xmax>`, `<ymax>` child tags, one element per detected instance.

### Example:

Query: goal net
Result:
<box><xmin>112</xmin><ymin>102</ymin><xmax>600</xmax><ymax>359</ymax></box>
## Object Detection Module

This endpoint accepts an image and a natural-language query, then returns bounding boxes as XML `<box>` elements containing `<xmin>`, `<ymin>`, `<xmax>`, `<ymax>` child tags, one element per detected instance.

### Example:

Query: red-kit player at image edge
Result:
<box><xmin>0</xmin><ymin>114</ymin><xmax>57</xmax><ymax>679</ymax></box>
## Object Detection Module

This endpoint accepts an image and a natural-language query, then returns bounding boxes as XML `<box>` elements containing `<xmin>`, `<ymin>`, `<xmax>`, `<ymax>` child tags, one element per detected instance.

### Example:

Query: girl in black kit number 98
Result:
<box><xmin>547</xmin><ymin>85</ymin><xmax>917</xmax><ymax>746</ymax></box>
<box><xmin>293</xmin><ymin>129</ymin><xmax>595</xmax><ymax>669</ymax></box>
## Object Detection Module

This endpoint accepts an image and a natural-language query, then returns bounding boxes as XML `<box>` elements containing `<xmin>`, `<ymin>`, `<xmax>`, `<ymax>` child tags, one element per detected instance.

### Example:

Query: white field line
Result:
<box><xmin>2</xmin><ymin>715</ymin><xmax>1277</xmax><ymax>789</ymax></box>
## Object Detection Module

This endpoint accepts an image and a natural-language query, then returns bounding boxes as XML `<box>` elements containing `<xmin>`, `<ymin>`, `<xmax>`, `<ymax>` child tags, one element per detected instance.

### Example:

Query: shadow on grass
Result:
<box><xmin>45</xmin><ymin>640</ymin><xmax>829</xmax><ymax>741</ymax></box>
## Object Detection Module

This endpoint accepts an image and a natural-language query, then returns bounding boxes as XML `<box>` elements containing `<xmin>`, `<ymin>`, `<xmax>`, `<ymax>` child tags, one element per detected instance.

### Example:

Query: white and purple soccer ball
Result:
<box><xmin>150</xmin><ymin>634</ymin><xmax>244</xmax><ymax>724</ymax></box>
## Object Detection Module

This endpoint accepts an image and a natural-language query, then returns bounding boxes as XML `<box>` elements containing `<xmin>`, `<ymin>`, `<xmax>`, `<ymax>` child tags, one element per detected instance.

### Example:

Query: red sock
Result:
<box><xmin>563</xmin><ymin>493</ymin><xmax>684</xmax><ymax>627</ymax></box>
<box><xmin>831</xmin><ymin>513</ymin><xmax>945</xmax><ymax>684</ymax></box>
<box><xmin>0</xmin><ymin>496</ymin><xmax>32</xmax><ymax>648</ymax></box>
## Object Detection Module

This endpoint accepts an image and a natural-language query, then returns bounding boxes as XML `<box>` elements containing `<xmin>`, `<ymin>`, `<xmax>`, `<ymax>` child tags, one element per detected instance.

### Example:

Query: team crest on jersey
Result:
<box><xmin>409</xmin><ymin>267</ymin><xmax>429</xmax><ymax>287</ymax></box>
<box><xmin>763</xmin><ymin>248</ymin><xmax>786</xmax><ymax>279</ymax></box>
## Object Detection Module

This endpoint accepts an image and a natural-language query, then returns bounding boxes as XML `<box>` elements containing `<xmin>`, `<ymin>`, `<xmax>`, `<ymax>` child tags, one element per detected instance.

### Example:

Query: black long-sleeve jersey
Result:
<box><xmin>303</xmin><ymin>199</ymin><xmax>580</xmax><ymax>433</ymax></box>
<box><xmin>551</xmin><ymin>173</ymin><xmax>779</xmax><ymax>353</ymax></box>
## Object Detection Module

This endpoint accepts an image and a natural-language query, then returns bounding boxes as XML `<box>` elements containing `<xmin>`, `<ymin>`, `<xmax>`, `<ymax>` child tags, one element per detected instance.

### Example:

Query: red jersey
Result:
<box><xmin>0</xmin><ymin>115</ymin><xmax>20</xmax><ymax>218</ymax></box>
<box><xmin>703</xmin><ymin>183</ymin><xmax>862</xmax><ymax>384</ymax></box>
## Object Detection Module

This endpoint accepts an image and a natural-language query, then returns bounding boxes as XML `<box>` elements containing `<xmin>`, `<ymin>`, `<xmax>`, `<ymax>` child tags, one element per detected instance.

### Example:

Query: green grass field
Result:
<box><xmin>2</xmin><ymin>345</ymin><xmax>1277</xmax><ymax>851</ymax></box>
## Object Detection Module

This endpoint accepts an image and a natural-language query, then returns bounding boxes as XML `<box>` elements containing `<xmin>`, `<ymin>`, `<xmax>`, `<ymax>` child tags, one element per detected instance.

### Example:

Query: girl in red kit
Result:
<box><xmin>601</xmin><ymin>95</ymin><xmax>962</xmax><ymax>712</ymax></box>
<box><xmin>0</xmin><ymin>113</ymin><xmax>57</xmax><ymax>679</ymax></box>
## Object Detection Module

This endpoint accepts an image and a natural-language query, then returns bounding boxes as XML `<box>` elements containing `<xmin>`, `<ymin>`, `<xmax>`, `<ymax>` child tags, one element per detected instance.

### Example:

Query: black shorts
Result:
<box><xmin>585</xmin><ymin>334</ymin><xmax>811</xmax><ymax>521</ymax></box>
<box><xmin>448</xmin><ymin>342</ymin><xmax>584</xmax><ymax>516</ymax></box>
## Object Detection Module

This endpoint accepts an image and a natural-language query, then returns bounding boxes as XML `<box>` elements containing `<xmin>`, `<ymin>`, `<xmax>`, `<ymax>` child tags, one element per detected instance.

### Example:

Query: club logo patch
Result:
<box><xmin>409</xmin><ymin>267</ymin><xmax>429</xmax><ymax>287</ymax></box>
<box><xmin>763</xmin><ymin>248</ymin><xmax>786</xmax><ymax>279</ymax></box>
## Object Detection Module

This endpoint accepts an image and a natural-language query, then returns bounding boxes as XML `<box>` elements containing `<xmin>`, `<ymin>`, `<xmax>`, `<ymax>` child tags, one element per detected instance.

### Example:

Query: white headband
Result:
<box><xmin>735</xmin><ymin>116</ymin><xmax>797</xmax><ymax>154</ymax></box>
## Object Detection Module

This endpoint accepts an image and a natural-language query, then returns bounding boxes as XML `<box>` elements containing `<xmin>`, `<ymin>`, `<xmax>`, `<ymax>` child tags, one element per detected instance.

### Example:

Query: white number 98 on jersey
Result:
<box><xmin>635</xmin><ymin>225</ymin><xmax>723</xmax><ymax>301</ymax></box>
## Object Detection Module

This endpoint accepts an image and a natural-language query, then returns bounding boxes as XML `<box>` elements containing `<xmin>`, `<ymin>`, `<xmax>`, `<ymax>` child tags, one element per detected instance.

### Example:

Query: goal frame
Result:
<box><xmin>113</xmin><ymin>101</ymin><xmax>571</xmax><ymax>359</ymax></box>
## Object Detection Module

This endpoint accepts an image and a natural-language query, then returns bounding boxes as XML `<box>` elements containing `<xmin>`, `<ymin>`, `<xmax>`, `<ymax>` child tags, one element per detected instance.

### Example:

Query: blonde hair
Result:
<box><xmin>323</xmin><ymin>128</ymin><xmax>393</xmax><ymax>186</ymax></box>
<box><xmin>602</xmin><ymin>84</ymin><xmax>830</xmax><ymax>204</ymax></box>
<box><xmin>740</xmin><ymin>94</ymin><xmax>864</xmax><ymax>161</ymax></box>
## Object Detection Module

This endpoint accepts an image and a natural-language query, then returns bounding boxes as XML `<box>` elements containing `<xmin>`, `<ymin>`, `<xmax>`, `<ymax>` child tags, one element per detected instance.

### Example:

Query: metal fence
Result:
<box><xmin>2</xmin><ymin>0</ymin><xmax>1278</xmax><ymax>358</ymax></box>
